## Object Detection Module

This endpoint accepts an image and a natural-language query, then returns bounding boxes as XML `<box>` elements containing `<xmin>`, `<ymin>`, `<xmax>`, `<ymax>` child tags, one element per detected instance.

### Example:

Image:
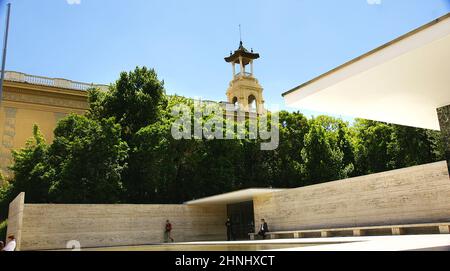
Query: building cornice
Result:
<box><xmin>3</xmin><ymin>82</ymin><xmax>88</xmax><ymax>110</ymax></box>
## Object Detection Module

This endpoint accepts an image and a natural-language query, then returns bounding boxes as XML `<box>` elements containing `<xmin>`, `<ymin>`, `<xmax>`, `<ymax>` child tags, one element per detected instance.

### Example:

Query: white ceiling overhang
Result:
<box><xmin>185</xmin><ymin>188</ymin><xmax>285</xmax><ymax>205</ymax></box>
<box><xmin>283</xmin><ymin>13</ymin><xmax>450</xmax><ymax>130</ymax></box>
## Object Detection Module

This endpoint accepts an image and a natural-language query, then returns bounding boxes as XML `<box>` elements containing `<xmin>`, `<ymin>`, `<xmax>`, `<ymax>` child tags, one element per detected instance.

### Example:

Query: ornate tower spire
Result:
<box><xmin>224</xmin><ymin>41</ymin><xmax>265</xmax><ymax>114</ymax></box>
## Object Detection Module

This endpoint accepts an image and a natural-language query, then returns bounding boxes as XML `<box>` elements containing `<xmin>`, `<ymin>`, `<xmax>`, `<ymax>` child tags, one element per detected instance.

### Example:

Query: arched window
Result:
<box><xmin>232</xmin><ymin>97</ymin><xmax>239</xmax><ymax>110</ymax></box>
<box><xmin>248</xmin><ymin>95</ymin><xmax>257</xmax><ymax>113</ymax></box>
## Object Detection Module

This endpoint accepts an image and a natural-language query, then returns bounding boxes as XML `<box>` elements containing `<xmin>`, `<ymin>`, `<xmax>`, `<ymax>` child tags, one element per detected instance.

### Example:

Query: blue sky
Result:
<box><xmin>1</xmin><ymin>0</ymin><xmax>449</xmax><ymax>120</ymax></box>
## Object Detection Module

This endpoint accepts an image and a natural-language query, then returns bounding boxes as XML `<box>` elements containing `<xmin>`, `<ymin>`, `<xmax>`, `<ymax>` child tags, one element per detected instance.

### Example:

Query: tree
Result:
<box><xmin>352</xmin><ymin>119</ymin><xmax>443</xmax><ymax>175</ymax></box>
<box><xmin>352</xmin><ymin>119</ymin><xmax>394</xmax><ymax>175</ymax></box>
<box><xmin>127</xmin><ymin>95</ymin><xmax>242</xmax><ymax>203</ymax></box>
<box><xmin>0</xmin><ymin>125</ymin><xmax>50</xmax><ymax>220</ymax></box>
<box><xmin>301</xmin><ymin>120</ymin><xmax>346</xmax><ymax>184</ymax></box>
<box><xmin>388</xmin><ymin>125</ymin><xmax>441</xmax><ymax>168</ymax></box>
<box><xmin>47</xmin><ymin>115</ymin><xmax>129</xmax><ymax>203</ymax></box>
<box><xmin>88</xmin><ymin>67</ymin><xmax>169</xmax><ymax>202</ymax></box>
<box><xmin>314</xmin><ymin>116</ymin><xmax>355</xmax><ymax>177</ymax></box>
<box><xmin>264</xmin><ymin>111</ymin><xmax>308</xmax><ymax>188</ymax></box>
<box><xmin>88</xmin><ymin>66</ymin><xmax>167</xmax><ymax>142</ymax></box>
<box><xmin>7</xmin><ymin>125</ymin><xmax>51</xmax><ymax>203</ymax></box>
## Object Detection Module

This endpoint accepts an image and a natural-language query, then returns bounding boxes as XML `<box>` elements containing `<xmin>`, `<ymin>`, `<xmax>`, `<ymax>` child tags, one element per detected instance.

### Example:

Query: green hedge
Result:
<box><xmin>0</xmin><ymin>220</ymin><xmax>7</xmax><ymax>242</ymax></box>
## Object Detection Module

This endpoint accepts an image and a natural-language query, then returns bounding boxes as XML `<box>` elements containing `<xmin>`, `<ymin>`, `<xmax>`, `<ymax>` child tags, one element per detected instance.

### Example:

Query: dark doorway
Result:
<box><xmin>227</xmin><ymin>201</ymin><xmax>255</xmax><ymax>240</ymax></box>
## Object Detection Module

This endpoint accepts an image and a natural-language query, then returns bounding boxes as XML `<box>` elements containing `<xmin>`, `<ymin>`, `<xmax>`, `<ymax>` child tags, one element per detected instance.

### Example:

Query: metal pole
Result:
<box><xmin>0</xmin><ymin>3</ymin><xmax>11</xmax><ymax>103</ymax></box>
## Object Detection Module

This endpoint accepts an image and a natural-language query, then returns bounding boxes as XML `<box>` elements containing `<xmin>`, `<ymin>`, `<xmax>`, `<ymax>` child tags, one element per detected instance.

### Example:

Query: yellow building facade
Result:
<box><xmin>0</xmin><ymin>71</ymin><xmax>108</xmax><ymax>177</ymax></box>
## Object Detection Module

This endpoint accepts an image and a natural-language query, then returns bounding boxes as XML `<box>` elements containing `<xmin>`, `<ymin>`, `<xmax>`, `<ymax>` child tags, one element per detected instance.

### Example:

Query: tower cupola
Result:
<box><xmin>225</xmin><ymin>41</ymin><xmax>265</xmax><ymax>114</ymax></box>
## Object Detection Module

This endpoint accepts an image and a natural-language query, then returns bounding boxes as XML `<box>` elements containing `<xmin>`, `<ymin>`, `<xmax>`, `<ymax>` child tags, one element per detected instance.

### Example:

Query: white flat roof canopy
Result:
<box><xmin>185</xmin><ymin>188</ymin><xmax>285</xmax><ymax>205</ymax></box>
<box><xmin>283</xmin><ymin>13</ymin><xmax>450</xmax><ymax>130</ymax></box>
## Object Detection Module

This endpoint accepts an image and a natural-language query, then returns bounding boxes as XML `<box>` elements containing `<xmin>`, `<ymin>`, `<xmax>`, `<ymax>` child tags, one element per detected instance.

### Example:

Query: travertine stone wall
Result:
<box><xmin>254</xmin><ymin>161</ymin><xmax>450</xmax><ymax>232</ymax></box>
<box><xmin>6</xmin><ymin>192</ymin><xmax>25</xmax><ymax>251</ymax></box>
<box><xmin>437</xmin><ymin>105</ymin><xmax>450</xmax><ymax>174</ymax></box>
<box><xmin>9</xmin><ymin>161</ymin><xmax>450</xmax><ymax>250</ymax></box>
<box><xmin>16</xmin><ymin>203</ymin><xmax>226</xmax><ymax>251</ymax></box>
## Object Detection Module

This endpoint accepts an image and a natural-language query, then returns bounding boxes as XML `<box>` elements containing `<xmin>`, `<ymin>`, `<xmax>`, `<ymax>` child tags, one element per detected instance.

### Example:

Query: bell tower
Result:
<box><xmin>225</xmin><ymin>41</ymin><xmax>265</xmax><ymax>114</ymax></box>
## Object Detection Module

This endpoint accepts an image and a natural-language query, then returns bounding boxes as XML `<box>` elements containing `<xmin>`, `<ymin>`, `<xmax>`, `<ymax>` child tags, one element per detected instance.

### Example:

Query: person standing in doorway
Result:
<box><xmin>164</xmin><ymin>220</ymin><xmax>174</xmax><ymax>243</ymax></box>
<box><xmin>258</xmin><ymin>219</ymin><xmax>269</xmax><ymax>240</ymax></box>
<box><xmin>225</xmin><ymin>218</ymin><xmax>233</xmax><ymax>241</ymax></box>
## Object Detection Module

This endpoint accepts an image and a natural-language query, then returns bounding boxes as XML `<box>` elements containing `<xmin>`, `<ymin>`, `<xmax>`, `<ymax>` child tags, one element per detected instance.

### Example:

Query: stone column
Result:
<box><xmin>437</xmin><ymin>104</ymin><xmax>450</xmax><ymax>176</ymax></box>
<box><xmin>239</xmin><ymin>56</ymin><xmax>244</xmax><ymax>77</ymax></box>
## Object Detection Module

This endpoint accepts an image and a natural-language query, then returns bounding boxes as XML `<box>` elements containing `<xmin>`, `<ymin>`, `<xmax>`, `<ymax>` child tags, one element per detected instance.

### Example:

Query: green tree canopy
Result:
<box><xmin>88</xmin><ymin>66</ymin><xmax>167</xmax><ymax>142</ymax></box>
<box><xmin>7</xmin><ymin>125</ymin><xmax>51</xmax><ymax>204</ymax></box>
<box><xmin>0</xmin><ymin>66</ymin><xmax>445</xmax><ymax>214</ymax></box>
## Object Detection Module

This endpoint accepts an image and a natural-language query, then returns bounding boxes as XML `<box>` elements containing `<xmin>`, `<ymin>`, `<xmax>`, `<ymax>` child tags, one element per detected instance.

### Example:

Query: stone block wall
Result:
<box><xmin>10</xmin><ymin>201</ymin><xmax>226</xmax><ymax>251</ymax></box>
<box><xmin>253</xmin><ymin>161</ymin><xmax>450</xmax><ymax>232</ymax></box>
<box><xmin>6</xmin><ymin>192</ymin><xmax>25</xmax><ymax>250</ymax></box>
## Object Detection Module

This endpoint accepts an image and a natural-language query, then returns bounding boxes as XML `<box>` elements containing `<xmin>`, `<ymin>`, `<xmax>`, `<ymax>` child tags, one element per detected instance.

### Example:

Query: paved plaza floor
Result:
<box><xmin>82</xmin><ymin>234</ymin><xmax>450</xmax><ymax>251</ymax></box>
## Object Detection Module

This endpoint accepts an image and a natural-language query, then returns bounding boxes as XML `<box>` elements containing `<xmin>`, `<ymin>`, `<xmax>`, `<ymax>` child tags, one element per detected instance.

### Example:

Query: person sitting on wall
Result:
<box><xmin>258</xmin><ymin>219</ymin><xmax>269</xmax><ymax>240</ymax></box>
<box><xmin>2</xmin><ymin>235</ymin><xmax>16</xmax><ymax>251</ymax></box>
<box><xmin>164</xmin><ymin>220</ymin><xmax>174</xmax><ymax>243</ymax></box>
<box><xmin>225</xmin><ymin>218</ymin><xmax>233</xmax><ymax>241</ymax></box>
